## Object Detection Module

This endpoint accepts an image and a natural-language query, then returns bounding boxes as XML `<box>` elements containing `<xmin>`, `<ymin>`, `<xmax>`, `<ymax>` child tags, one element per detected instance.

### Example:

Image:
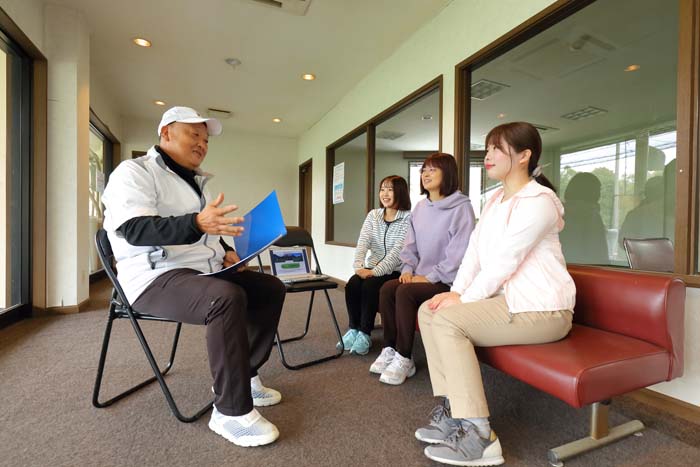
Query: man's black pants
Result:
<box><xmin>133</xmin><ymin>268</ymin><xmax>285</xmax><ymax>416</ymax></box>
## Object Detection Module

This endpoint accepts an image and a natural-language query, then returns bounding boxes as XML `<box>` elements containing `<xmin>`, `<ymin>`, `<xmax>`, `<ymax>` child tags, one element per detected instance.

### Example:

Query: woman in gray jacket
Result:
<box><xmin>339</xmin><ymin>175</ymin><xmax>411</xmax><ymax>355</ymax></box>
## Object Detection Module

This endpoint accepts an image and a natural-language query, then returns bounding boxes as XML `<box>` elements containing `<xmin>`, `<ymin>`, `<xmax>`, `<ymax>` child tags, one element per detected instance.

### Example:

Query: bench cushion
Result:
<box><xmin>476</xmin><ymin>324</ymin><xmax>671</xmax><ymax>408</ymax></box>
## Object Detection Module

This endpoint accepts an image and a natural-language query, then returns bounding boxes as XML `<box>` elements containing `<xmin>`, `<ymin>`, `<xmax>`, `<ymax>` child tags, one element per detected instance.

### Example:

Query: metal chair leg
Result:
<box><xmin>547</xmin><ymin>401</ymin><xmax>645</xmax><ymax>466</ymax></box>
<box><xmin>275</xmin><ymin>289</ymin><xmax>344</xmax><ymax>370</ymax></box>
<box><xmin>92</xmin><ymin>307</ymin><xmax>213</xmax><ymax>423</ymax></box>
<box><xmin>278</xmin><ymin>291</ymin><xmax>316</xmax><ymax>344</ymax></box>
<box><xmin>323</xmin><ymin>289</ymin><xmax>344</xmax><ymax>344</ymax></box>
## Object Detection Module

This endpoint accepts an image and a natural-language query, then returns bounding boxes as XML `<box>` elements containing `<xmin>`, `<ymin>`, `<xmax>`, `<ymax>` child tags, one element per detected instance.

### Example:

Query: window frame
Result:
<box><xmin>88</xmin><ymin>109</ymin><xmax>119</xmax><ymax>280</ymax></box>
<box><xmin>454</xmin><ymin>0</ymin><xmax>700</xmax><ymax>285</ymax></box>
<box><xmin>0</xmin><ymin>23</ymin><xmax>34</xmax><ymax>325</ymax></box>
<box><xmin>325</xmin><ymin>76</ymin><xmax>443</xmax><ymax>246</ymax></box>
<box><xmin>89</xmin><ymin>109</ymin><xmax>119</xmax><ymax>179</ymax></box>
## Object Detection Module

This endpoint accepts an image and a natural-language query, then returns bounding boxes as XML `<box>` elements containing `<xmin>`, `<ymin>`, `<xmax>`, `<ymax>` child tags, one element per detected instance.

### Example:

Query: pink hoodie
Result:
<box><xmin>451</xmin><ymin>180</ymin><xmax>576</xmax><ymax>314</ymax></box>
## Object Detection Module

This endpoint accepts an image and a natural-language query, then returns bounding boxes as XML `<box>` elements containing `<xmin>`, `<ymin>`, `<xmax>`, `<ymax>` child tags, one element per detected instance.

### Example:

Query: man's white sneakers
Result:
<box><xmin>211</xmin><ymin>375</ymin><xmax>282</xmax><ymax>407</ymax></box>
<box><xmin>209</xmin><ymin>406</ymin><xmax>279</xmax><ymax>447</ymax></box>
<box><xmin>209</xmin><ymin>375</ymin><xmax>282</xmax><ymax>446</ymax></box>
<box><xmin>251</xmin><ymin>375</ymin><xmax>282</xmax><ymax>407</ymax></box>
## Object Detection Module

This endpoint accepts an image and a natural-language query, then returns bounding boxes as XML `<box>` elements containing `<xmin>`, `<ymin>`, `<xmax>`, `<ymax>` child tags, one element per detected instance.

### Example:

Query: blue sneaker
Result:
<box><xmin>337</xmin><ymin>329</ymin><xmax>359</xmax><ymax>351</ymax></box>
<box><xmin>349</xmin><ymin>331</ymin><xmax>371</xmax><ymax>355</ymax></box>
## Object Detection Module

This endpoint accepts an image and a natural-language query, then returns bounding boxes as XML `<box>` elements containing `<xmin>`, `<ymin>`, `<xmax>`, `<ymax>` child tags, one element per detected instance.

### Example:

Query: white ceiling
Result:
<box><xmin>49</xmin><ymin>0</ymin><xmax>451</xmax><ymax>137</ymax></box>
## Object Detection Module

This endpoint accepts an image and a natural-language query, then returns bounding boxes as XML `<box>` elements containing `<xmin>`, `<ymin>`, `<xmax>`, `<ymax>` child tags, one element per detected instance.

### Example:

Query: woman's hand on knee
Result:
<box><xmin>399</xmin><ymin>272</ymin><xmax>413</xmax><ymax>284</ymax></box>
<box><xmin>356</xmin><ymin>268</ymin><xmax>373</xmax><ymax>279</ymax></box>
<box><xmin>428</xmin><ymin>292</ymin><xmax>462</xmax><ymax>312</ymax></box>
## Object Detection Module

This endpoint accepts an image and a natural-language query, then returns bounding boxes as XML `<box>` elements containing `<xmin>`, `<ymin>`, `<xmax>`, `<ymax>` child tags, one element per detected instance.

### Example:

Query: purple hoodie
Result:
<box><xmin>400</xmin><ymin>191</ymin><xmax>475</xmax><ymax>285</ymax></box>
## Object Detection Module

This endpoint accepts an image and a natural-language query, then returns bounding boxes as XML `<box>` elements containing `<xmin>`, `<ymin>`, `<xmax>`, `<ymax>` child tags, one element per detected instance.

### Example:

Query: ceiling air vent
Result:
<box><xmin>569</xmin><ymin>33</ymin><xmax>615</xmax><ymax>52</ymax></box>
<box><xmin>471</xmin><ymin>79</ymin><xmax>510</xmax><ymax>100</ymax></box>
<box><xmin>246</xmin><ymin>0</ymin><xmax>312</xmax><ymax>16</ymax></box>
<box><xmin>207</xmin><ymin>108</ymin><xmax>233</xmax><ymax>119</ymax></box>
<box><xmin>561</xmin><ymin>106</ymin><xmax>608</xmax><ymax>121</ymax></box>
<box><xmin>532</xmin><ymin>123</ymin><xmax>559</xmax><ymax>133</ymax></box>
<box><xmin>376</xmin><ymin>130</ymin><xmax>405</xmax><ymax>141</ymax></box>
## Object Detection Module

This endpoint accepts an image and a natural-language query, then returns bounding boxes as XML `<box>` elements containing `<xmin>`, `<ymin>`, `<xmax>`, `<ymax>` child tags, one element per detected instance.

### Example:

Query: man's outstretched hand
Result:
<box><xmin>196</xmin><ymin>193</ymin><xmax>245</xmax><ymax>236</ymax></box>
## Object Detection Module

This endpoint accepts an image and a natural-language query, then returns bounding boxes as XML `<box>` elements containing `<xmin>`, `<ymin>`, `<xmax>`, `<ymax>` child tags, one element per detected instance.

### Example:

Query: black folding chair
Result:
<box><xmin>92</xmin><ymin>228</ymin><xmax>213</xmax><ymax>422</ymax></box>
<box><xmin>258</xmin><ymin>226</ymin><xmax>343</xmax><ymax>370</ymax></box>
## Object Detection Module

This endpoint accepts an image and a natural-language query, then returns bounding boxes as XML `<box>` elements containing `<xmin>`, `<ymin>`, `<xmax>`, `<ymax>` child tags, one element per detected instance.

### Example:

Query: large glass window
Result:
<box><xmin>328</xmin><ymin>132</ymin><xmax>368</xmax><ymax>245</ymax></box>
<box><xmin>375</xmin><ymin>88</ymin><xmax>440</xmax><ymax>209</ymax></box>
<box><xmin>326</xmin><ymin>78</ymin><xmax>442</xmax><ymax>245</ymax></box>
<box><xmin>0</xmin><ymin>31</ymin><xmax>31</xmax><ymax>315</ymax></box>
<box><xmin>465</xmin><ymin>0</ymin><xmax>679</xmax><ymax>272</ymax></box>
<box><xmin>88</xmin><ymin>125</ymin><xmax>106</xmax><ymax>275</ymax></box>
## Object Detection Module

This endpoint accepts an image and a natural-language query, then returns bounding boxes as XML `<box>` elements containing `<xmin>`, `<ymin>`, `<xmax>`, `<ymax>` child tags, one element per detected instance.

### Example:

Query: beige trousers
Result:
<box><xmin>418</xmin><ymin>295</ymin><xmax>572</xmax><ymax>419</ymax></box>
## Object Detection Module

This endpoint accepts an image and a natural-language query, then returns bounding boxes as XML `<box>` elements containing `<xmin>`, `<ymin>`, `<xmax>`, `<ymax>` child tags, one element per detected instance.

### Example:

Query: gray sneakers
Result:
<box><xmin>423</xmin><ymin>422</ymin><xmax>504</xmax><ymax>466</ymax></box>
<box><xmin>415</xmin><ymin>404</ymin><xmax>459</xmax><ymax>444</ymax></box>
<box><xmin>208</xmin><ymin>406</ymin><xmax>279</xmax><ymax>447</ymax></box>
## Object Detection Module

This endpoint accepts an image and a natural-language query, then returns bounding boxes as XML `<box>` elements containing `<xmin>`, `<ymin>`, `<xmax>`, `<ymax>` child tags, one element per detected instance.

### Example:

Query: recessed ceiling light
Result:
<box><xmin>624</xmin><ymin>64</ymin><xmax>641</xmax><ymax>72</ymax></box>
<box><xmin>272</xmin><ymin>117</ymin><xmax>282</xmax><ymax>123</ymax></box>
<box><xmin>301</xmin><ymin>73</ymin><xmax>316</xmax><ymax>81</ymax></box>
<box><xmin>225</xmin><ymin>57</ymin><xmax>242</xmax><ymax>68</ymax></box>
<box><xmin>132</xmin><ymin>37</ymin><xmax>152</xmax><ymax>48</ymax></box>
<box><xmin>497</xmin><ymin>113</ymin><xmax>506</xmax><ymax>119</ymax></box>
<box><xmin>154</xmin><ymin>100</ymin><xmax>166</xmax><ymax>106</ymax></box>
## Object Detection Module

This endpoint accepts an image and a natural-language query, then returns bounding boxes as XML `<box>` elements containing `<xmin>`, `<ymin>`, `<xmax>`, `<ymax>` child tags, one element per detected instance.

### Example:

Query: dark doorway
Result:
<box><xmin>298</xmin><ymin>159</ymin><xmax>312</xmax><ymax>232</ymax></box>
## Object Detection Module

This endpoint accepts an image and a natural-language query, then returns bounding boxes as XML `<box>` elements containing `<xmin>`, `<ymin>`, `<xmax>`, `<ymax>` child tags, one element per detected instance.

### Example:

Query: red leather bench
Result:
<box><xmin>476</xmin><ymin>265</ymin><xmax>685</xmax><ymax>465</ymax></box>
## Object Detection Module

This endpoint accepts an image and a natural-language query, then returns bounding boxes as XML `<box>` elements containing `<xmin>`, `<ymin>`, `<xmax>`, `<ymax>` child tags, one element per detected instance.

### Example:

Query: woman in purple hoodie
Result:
<box><xmin>371</xmin><ymin>153</ymin><xmax>476</xmax><ymax>385</ymax></box>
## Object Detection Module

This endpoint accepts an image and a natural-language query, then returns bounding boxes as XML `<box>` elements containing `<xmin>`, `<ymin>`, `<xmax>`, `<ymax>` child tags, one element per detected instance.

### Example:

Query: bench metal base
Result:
<box><xmin>547</xmin><ymin>401</ymin><xmax>645</xmax><ymax>466</ymax></box>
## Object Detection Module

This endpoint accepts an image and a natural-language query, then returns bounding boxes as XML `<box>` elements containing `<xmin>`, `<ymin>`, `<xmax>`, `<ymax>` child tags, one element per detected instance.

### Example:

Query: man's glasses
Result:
<box><xmin>420</xmin><ymin>167</ymin><xmax>438</xmax><ymax>174</ymax></box>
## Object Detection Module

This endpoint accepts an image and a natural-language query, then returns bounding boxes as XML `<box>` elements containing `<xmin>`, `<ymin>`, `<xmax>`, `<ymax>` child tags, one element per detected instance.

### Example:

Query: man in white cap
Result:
<box><xmin>102</xmin><ymin>106</ymin><xmax>285</xmax><ymax>447</ymax></box>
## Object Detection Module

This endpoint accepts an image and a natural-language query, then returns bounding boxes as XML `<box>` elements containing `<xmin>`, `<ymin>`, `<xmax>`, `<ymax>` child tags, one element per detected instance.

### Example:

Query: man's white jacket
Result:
<box><xmin>102</xmin><ymin>146</ymin><xmax>225</xmax><ymax>304</ymax></box>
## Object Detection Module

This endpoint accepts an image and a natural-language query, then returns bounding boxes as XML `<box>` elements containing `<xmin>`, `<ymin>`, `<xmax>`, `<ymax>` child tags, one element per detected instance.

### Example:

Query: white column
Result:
<box><xmin>44</xmin><ymin>4</ymin><xmax>90</xmax><ymax>309</ymax></box>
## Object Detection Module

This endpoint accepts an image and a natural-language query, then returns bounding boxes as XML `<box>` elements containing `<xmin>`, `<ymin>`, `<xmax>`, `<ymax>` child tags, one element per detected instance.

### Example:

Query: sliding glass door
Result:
<box><xmin>0</xmin><ymin>30</ymin><xmax>31</xmax><ymax>317</ymax></box>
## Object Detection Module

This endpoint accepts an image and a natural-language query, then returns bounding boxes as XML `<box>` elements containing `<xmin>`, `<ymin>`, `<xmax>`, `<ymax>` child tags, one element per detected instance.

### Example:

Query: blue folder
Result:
<box><xmin>201</xmin><ymin>190</ymin><xmax>287</xmax><ymax>277</ymax></box>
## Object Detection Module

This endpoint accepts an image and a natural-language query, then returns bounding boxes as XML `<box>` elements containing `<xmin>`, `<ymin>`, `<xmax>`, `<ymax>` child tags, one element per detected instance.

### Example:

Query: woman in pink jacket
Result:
<box><xmin>415</xmin><ymin>122</ymin><xmax>576</xmax><ymax>466</ymax></box>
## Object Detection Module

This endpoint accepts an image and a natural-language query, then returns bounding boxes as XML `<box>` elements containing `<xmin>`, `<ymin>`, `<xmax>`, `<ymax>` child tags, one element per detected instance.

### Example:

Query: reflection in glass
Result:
<box><xmin>332</xmin><ymin>132</ymin><xmax>367</xmax><ymax>244</ymax></box>
<box><xmin>560</xmin><ymin>172</ymin><xmax>608</xmax><ymax>264</ymax></box>
<box><xmin>88</xmin><ymin>127</ymin><xmax>106</xmax><ymax>274</ymax></box>
<box><xmin>468</xmin><ymin>0</ymin><xmax>678</xmax><ymax>271</ymax></box>
<box><xmin>375</xmin><ymin>88</ymin><xmax>439</xmax><ymax>209</ymax></box>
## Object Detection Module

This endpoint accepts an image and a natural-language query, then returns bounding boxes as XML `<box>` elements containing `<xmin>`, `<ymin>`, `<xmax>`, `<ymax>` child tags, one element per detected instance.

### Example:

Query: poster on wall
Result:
<box><xmin>332</xmin><ymin>162</ymin><xmax>345</xmax><ymax>204</ymax></box>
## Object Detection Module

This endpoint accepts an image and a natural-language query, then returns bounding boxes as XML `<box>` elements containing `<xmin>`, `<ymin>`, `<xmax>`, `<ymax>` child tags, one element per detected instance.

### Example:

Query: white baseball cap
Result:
<box><xmin>157</xmin><ymin>106</ymin><xmax>223</xmax><ymax>137</ymax></box>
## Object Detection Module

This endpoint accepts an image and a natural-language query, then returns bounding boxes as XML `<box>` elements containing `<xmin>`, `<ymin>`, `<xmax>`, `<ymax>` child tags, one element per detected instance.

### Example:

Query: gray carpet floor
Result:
<box><xmin>1</xmin><ymin>279</ymin><xmax>699</xmax><ymax>467</ymax></box>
